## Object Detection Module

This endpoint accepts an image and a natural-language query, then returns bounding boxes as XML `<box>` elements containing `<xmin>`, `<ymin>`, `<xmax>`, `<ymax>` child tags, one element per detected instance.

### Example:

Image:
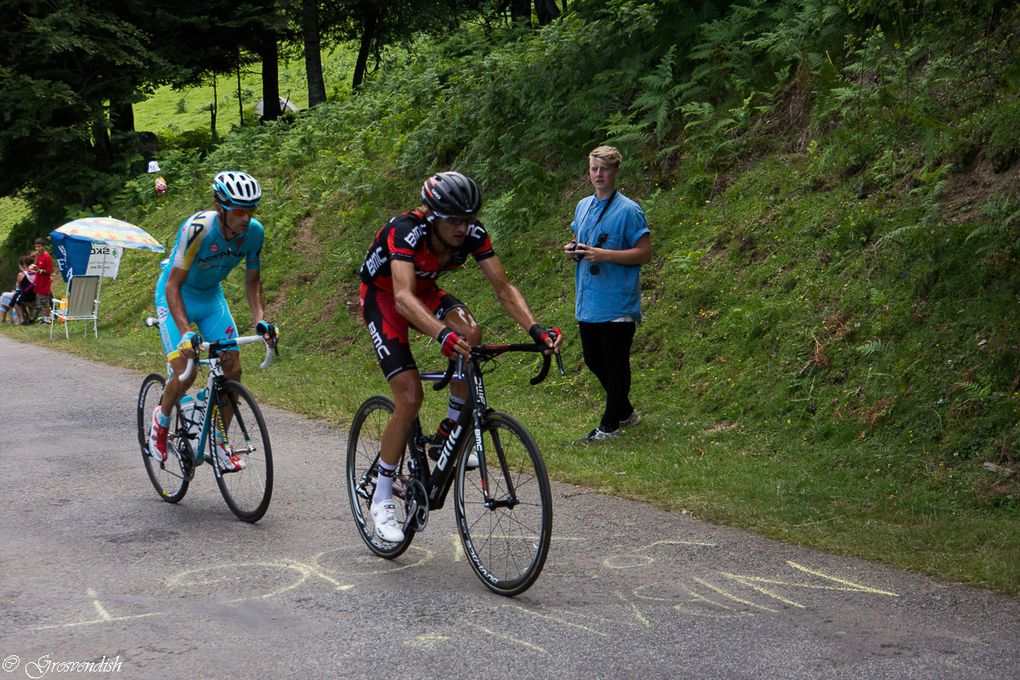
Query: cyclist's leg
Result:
<box><xmin>150</xmin><ymin>289</ymin><xmax>198</xmax><ymax>460</ymax></box>
<box><xmin>363</xmin><ymin>285</ymin><xmax>421</xmax><ymax>471</ymax></box>
<box><xmin>155</xmin><ymin>289</ymin><xmax>199</xmax><ymax>416</ymax></box>
<box><xmin>434</xmin><ymin>291</ymin><xmax>479</xmax><ymax>422</ymax></box>
<box><xmin>192</xmin><ymin>293</ymin><xmax>249</xmax><ymax>469</ymax></box>
<box><xmin>362</xmin><ymin>284</ymin><xmax>422</xmax><ymax>542</ymax></box>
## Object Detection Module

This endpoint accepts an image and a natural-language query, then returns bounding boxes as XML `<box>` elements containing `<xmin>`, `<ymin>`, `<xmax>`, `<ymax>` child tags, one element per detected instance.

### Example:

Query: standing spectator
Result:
<box><xmin>564</xmin><ymin>145</ymin><xmax>652</xmax><ymax>443</ymax></box>
<box><xmin>32</xmin><ymin>238</ymin><xmax>54</xmax><ymax>323</ymax></box>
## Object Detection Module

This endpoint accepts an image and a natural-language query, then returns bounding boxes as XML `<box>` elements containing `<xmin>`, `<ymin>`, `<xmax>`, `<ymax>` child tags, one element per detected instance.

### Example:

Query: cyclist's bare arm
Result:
<box><xmin>392</xmin><ymin>260</ymin><xmax>470</xmax><ymax>356</ymax></box>
<box><xmin>478</xmin><ymin>256</ymin><xmax>562</xmax><ymax>350</ymax></box>
<box><xmin>166</xmin><ymin>267</ymin><xmax>195</xmax><ymax>360</ymax></box>
<box><xmin>244</xmin><ymin>268</ymin><xmax>266</xmax><ymax>328</ymax></box>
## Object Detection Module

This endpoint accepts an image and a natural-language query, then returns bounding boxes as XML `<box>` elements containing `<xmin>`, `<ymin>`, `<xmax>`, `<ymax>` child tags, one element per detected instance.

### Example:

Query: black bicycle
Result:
<box><xmin>137</xmin><ymin>317</ymin><xmax>277</xmax><ymax>522</ymax></box>
<box><xmin>347</xmin><ymin>342</ymin><xmax>562</xmax><ymax>596</ymax></box>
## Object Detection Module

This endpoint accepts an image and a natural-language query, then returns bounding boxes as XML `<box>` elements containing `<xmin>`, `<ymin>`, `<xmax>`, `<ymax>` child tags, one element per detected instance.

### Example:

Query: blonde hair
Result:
<box><xmin>588</xmin><ymin>145</ymin><xmax>622</xmax><ymax>168</ymax></box>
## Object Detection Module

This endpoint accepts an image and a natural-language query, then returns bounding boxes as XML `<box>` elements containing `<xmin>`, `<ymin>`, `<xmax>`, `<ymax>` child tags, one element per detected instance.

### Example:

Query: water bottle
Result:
<box><xmin>178</xmin><ymin>395</ymin><xmax>199</xmax><ymax>438</ymax></box>
<box><xmin>195</xmin><ymin>388</ymin><xmax>208</xmax><ymax>413</ymax></box>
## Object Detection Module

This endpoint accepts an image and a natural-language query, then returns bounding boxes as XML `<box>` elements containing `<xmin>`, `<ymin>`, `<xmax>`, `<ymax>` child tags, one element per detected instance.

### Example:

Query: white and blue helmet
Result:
<box><xmin>213</xmin><ymin>171</ymin><xmax>262</xmax><ymax>209</ymax></box>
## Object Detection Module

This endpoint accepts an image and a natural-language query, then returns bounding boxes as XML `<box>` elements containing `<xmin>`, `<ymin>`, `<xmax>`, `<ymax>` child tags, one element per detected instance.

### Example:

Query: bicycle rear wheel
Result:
<box><xmin>137</xmin><ymin>373</ymin><xmax>191</xmax><ymax>503</ymax></box>
<box><xmin>346</xmin><ymin>396</ymin><xmax>416</xmax><ymax>558</ymax></box>
<box><xmin>212</xmin><ymin>380</ymin><xmax>273</xmax><ymax>523</ymax></box>
<box><xmin>455</xmin><ymin>412</ymin><xmax>552</xmax><ymax>596</ymax></box>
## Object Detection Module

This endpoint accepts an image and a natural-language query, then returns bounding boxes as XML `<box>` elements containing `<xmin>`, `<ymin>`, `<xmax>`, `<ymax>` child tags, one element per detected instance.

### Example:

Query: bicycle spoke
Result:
<box><xmin>455</xmin><ymin>412</ymin><xmax>551</xmax><ymax>596</ymax></box>
<box><xmin>213</xmin><ymin>381</ymin><xmax>273</xmax><ymax>523</ymax></box>
<box><xmin>138</xmin><ymin>374</ymin><xmax>190</xmax><ymax>504</ymax></box>
<box><xmin>346</xmin><ymin>396</ymin><xmax>416</xmax><ymax>559</ymax></box>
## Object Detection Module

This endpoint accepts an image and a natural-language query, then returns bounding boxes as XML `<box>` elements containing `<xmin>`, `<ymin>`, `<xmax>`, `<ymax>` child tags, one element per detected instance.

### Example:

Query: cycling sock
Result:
<box><xmin>156</xmin><ymin>411</ymin><xmax>170</xmax><ymax>428</ymax></box>
<box><xmin>373</xmin><ymin>460</ymin><xmax>397</xmax><ymax>503</ymax></box>
<box><xmin>446</xmin><ymin>396</ymin><xmax>466</xmax><ymax>422</ymax></box>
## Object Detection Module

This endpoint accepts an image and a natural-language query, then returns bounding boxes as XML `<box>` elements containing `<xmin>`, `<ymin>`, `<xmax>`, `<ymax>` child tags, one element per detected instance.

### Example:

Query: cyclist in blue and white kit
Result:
<box><xmin>147</xmin><ymin>171</ymin><xmax>278</xmax><ymax>471</ymax></box>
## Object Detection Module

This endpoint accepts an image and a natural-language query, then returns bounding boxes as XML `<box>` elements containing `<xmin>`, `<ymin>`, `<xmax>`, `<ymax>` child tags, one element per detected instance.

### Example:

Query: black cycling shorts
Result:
<box><xmin>359</xmin><ymin>283</ymin><xmax>465</xmax><ymax>381</ymax></box>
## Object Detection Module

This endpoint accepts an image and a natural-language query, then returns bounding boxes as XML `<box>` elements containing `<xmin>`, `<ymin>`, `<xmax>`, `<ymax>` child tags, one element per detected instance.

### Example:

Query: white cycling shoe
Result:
<box><xmin>371</xmin><ymin>499</ymin><xmax>405</xmax><ymax>543</ymax></box>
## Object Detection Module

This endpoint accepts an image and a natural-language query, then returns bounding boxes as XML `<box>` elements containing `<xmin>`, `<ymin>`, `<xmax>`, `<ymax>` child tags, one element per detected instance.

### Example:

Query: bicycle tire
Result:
<box><xmin>346</xmin><ymin>395</ymin><xmax>416</xmax><ymax>558</ymax></box>
<box><xmin>455</xmin><ymin>412</ymin><xmax>552</xmax><ymax>596</ymax></box>
<box><xmin>138</xmin><ymin>373</ymin><xmax>190</xmax><ymax>503</ymax></box>
<box><xmin>212</xmin><ymin>380</ymin><xmax>273</xmax><ymax>523</ymax></box>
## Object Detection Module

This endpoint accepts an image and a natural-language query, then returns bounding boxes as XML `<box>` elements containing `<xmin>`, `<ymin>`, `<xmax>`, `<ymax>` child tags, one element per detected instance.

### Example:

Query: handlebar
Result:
<box><xmin>432</xmin><ymin>342</ymin><xmax>564</xmax><ymax>391</ymax></box>
<box><xmin>178</xmin><ymin>335</ymin><xmax>277</xmax><ymax>382</ymax></box>
<box><xmin>145</xmin><ymin>316</ymin><xmax>277</xmax><ymax>382</ymax></box>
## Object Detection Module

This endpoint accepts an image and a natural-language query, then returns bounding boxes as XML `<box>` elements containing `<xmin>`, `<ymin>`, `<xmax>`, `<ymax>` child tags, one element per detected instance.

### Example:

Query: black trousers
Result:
<box><xmin>578</xmin><ymin>320</ymin><xmax>636</xmax><ymax>432</ymax></box>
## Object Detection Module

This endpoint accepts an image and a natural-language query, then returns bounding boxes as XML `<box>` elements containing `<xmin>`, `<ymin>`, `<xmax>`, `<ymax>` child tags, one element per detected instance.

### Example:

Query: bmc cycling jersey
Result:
<box><xmin>359</xmin><ymin>210</ymin><xmax>494</xmax><ymax>380</ymax></box>
<box><xmin>359</xmin><ymin>210</ymin><xmax>495</xmax><ymax>295</ymax></box>
<box><xmin>154</xmin><ymin>210</ymin><xmax>264</xmax><ymax>359</ymax></box>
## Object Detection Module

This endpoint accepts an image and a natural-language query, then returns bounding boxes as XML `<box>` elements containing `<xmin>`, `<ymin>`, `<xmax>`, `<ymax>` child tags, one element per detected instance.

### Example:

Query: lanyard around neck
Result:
<box><xmin>582</xmin><ymin>190</ymin><xmax>617</xmax><ymax>244</ymax></box>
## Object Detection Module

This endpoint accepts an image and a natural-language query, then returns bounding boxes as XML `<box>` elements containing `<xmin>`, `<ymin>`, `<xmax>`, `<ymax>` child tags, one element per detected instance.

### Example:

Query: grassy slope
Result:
<box><xmin>4</xmin><ymin>14</ymin><xmax>1017</xmax><ymax>594</ymax></box>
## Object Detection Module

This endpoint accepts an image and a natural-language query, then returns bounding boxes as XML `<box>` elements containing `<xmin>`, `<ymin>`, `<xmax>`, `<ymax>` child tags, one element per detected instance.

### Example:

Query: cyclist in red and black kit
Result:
<box><xmin>359</xmin><ymin>171</ymin><xmax>562</xmax><ymax>543</ymax></box>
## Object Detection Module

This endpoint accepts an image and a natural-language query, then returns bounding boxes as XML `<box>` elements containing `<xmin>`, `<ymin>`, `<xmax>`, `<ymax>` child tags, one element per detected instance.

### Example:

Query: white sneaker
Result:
<box><xmin>371</xmin><ymin>499</ymin><xmax>405</xmax><ymax>543</ymax></box>
<box><xmin>465</xmin><ymin>452</ymin><xmax>479</xmax><ymax>469</ymax></box>
<box><xmin>620</xmin><ymin>410</ymin><xmax>641</xmax><ymax>427</ymax></box>
<box><xmin>214</xmin><ymin>438</ymin><xmax>246</xmax><ymax>472</ymax></box>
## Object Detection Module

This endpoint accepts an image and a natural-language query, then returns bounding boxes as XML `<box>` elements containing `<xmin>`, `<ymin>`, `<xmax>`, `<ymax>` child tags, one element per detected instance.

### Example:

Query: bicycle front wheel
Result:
<box><xmin>455</xmin><ymin>412</ymin><xmax>552</xmax><ymax>596</ymax></box>
<box><xmin>212</xmin><ymin>380</ymin><xmax>273</xmax><ymax>523</ymax></box>
<box><xmin>346</xmin><ymin>396</ymin><xmax>416</xmax><ymax>558</ymax></box>
<box><xmin>137</xmin><ymin>373</ymin><xmax>190</xmax><ymax>503</ymax></box>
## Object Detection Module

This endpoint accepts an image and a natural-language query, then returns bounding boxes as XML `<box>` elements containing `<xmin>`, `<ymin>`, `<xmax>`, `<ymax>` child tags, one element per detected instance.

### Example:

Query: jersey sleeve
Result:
<box><xmin>171</xmin><ymin>212</ymin><xmax>212</xmax><ymax>272</ymax></box>
<box><xmin>388</xmin><ymin>218</ymin><xmax>420</xmax><ymax>263</ymax></box>
<box><xmin>467</xmin><ymin>222</ymin><xmax>495</xmax><ymax>261</ymax></box>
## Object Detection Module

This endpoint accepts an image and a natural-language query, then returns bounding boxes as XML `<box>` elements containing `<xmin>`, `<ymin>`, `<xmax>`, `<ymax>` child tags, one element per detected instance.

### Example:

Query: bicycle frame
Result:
<box><xmin>168</xmin><ymin>332</ymin><xmax>275</xmax><ymax>470</ymax></box>
<box><xmin>412</xmin><ymin>343</ymin><xmax>562</xmax><ymax>512</ymax></box>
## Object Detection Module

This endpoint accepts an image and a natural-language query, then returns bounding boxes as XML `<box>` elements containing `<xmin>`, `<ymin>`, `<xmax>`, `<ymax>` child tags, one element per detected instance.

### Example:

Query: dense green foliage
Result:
<box><xmin>4</xmin><ymin>0</ymin><xmax>1019</xmax><ymax>592</ymax></box>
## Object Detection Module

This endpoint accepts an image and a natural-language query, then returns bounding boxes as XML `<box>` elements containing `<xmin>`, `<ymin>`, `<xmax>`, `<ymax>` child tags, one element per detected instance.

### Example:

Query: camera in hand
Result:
<box><xmin>568</xmin><ymin>241</ymin><xmax>585</xmax><ymax>262</ymax></box>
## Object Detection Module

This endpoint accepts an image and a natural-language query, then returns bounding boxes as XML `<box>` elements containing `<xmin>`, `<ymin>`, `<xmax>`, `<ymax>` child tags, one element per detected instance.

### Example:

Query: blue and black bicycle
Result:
<box><xmin>136</xmin><ymin>317</ymin><xmax>277</xmax><ymax>522</ymax></box>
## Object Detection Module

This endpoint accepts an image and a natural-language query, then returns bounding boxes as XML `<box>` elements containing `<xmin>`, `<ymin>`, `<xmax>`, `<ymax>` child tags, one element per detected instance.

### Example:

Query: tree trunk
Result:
<box><xmin>109</xmin><ymin>98</ymin><xmax>135</xmax><ymax>133</ymax></box>
<box><xmin>90</xmin><ymin>104</ymin><xmax>112</xmax><ymax>169</ymax></box>
<box><xmin>260</xmin><ymin>29</ymin><xmax>281</xmax><ymax>121</ymax></box>
<box><xmin>535</xmin><ymin>0</ymin><xmax>560</xmax><ymax>25</ymax></box>
<box><xmin>510</xmin><ymin>0</ymin><xmax>530</xmax><ymax>24</ymax></box>
<box><xmin>303</xmin><ymin>0</ymin><xmax>327</xmax><ymax>107</ymax></box>
<box><xmin>352</xmin><ymin>5</ymin><xmax>379</xmax><ymax>91</ymax></box>
<box><xmin>210</xmin><ymin>74</ymin><xmax>219</xmax><ymax>143</ymax></box>
<box><xmin>237</xmin><ymin>60</ymin><xmax>244</xmax><ymax>123</ymax></box>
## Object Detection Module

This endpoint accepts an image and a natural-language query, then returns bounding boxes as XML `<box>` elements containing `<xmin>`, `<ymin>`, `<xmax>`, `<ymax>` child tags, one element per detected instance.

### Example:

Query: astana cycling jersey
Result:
<box><xmin>156</xmin><ymin>210</ymin><xmax>264</xmax><ymax>294</ymax></box>
<box><xmin>154</xmin><ymin>210</ymin><xmax>264</xmax><ymax>358</ymax></box>
<box><xmin>359</xmin><ymin>210</ymin><xmax>495</xmax><ymax>296</ymax></box>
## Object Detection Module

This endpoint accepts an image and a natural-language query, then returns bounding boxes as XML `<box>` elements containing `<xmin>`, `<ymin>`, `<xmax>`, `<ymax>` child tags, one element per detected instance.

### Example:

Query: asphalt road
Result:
<box><xmin>2</xmin><ymin>335</ymin><xmax>1018</xmax><ymax>680</ymax></box>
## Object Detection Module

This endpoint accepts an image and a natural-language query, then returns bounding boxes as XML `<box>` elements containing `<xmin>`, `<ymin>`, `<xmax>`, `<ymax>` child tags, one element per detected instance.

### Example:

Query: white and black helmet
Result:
<box><xmin>421</xmin><ymin>171</ymin><xmax>482</xmax><ymax>219</ymax></box>
<box><xmin>213</xmin><ymin>170</ymin><xmax>262</xmax><ymax>209</ymax></box>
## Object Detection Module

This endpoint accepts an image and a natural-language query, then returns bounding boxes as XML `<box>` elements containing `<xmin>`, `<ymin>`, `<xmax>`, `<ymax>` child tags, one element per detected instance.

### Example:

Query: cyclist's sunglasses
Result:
<box><xmin>222</xmin><ymin>204</ymin><xmax>257</xmax><ymax>216</ymax></box>
<box><xmin>433</xmin><ymin>212</ymin><xmax>470</xmax><ymax>223</ymax></box>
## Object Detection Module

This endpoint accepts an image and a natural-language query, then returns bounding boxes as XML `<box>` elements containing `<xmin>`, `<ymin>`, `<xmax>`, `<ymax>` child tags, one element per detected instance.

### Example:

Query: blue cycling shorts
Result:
<box><xmin>155</xmin><ymin>285</ymin><xmax>239</xmax><ymax>360</ymax></box>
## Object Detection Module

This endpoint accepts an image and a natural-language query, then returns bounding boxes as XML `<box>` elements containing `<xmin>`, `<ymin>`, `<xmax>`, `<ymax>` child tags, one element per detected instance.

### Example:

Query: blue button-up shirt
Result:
<box><xmin>570</xmin><ymin>191</ymin><xmax>649</xmax><ymax>323</ymax></box>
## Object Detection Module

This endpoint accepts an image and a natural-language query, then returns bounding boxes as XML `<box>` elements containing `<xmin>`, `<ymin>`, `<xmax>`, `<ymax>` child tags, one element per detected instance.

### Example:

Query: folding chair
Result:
<box><xmin>51</xmin><ymin>275</ymin><xmax>100</xmax><ymax>339</ymax></box>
